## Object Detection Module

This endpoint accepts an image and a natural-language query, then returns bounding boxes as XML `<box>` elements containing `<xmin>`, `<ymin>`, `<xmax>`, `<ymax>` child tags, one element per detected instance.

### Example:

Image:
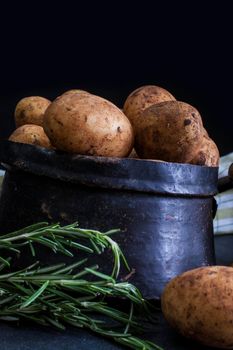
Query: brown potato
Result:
<box><xmin>161</xmin><ymin>266</ymin><xmax>233</xmax><ymax>349</ymax></box>
<box><xmin>123</xmin><ymin>85</ymin><xmax>176</xmax><ymax>129</ymax></box>
<box><xmin>62</xmin><ymin>89</ymin><xmax>91</xmax><ymax>96</ymax></box>
<box><xmin>15</xmin><ymin>96</ymin><xmax>51</xmax><ymax>127</ymax></box>
<box><xmin>9</xmin><ymin>124</ymin><xmax>52</xmax><ymax>149</ymax></box>
<box><xmin>43</xmin><ymin>93</ymin><xmax>134</xmax><ymax>157</ymax></box>
<box><xmin>189</xmin><ymin>134</ymin><xmax>219</xmax><ymax>167</ymax></box>
<box><xmin>135</xmin><ymin>101</ymin><xmax>203</xmax><ymax>163</ymax></box>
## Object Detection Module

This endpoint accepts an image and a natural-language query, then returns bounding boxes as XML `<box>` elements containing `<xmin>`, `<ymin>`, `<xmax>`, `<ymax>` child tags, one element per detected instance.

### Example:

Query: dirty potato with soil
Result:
<box><xmin>14</xmin><ymin>96</ymin><xmax>51</xmax><ymax>127</ymax></box>
<box><xmin>9</xmin><ymin>124</ymin><xmax>52</xmax><ymax>149</ymax></box>
<box><xmin>161</xmin><ymin>266</ymin><xmax>233</xmax><ymax>349</ymax></box>
<box><xmin>43</xmin><ymin>93</ymin><xmax>134</xmax><ymax>157</ymax></box>
<box><xmin>123</xmin><ymin>85</ymin><xmax>176</xmax><ymax>129</ymax></box>
<box><xmin>135</xmin><ymin>101</ymin><xmax>203</xmax><ymax>163</ymax></box>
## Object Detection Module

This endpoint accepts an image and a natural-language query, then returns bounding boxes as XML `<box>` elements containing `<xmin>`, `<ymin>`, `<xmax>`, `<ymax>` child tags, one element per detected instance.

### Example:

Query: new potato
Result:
<box><xmin>9</xmin><ymin>124</ymin><xmax>52</xmax><ymax>149</ymax></box>
<box><xmin>134</xmin><ymin>101</ymin><xmax>204</xmax><ymax>163</ymax></box>
<box><xmin>162</xmin><ymin>266</ymin><xmax>233</xmax><ymax>349</ymax></box>
<box><xmin>123</xmin><ymin>85</ymin><xmax>176</xmax><ymax>129</ymax></box>
<box><xmin>43</xmin><ymin>93</ymin><xmax>134</xmax><ymax>157</ymax></box>
<box><xmin>15</xmin><ymin>96</ymin><xmax>51</xmax><ymax>127</ymax></box>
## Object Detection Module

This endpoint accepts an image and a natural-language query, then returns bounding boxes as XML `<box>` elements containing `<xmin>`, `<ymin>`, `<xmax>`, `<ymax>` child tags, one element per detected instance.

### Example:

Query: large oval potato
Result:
<box><xmin>43</xmin><ymin>93</ymin><xmax>134</xmax><ymax>157</ymax></box>
<box><xmin>189</xmin><ymin>134</ymin><xmax>219</xmax><ymax>167</ymax></box>
<box><xmin>162</xmin><ymin>266</ymin><xmax>233</xmax><ymax>349</ymax></box>
<box><xmin>123</xmin><ymin>85</ymin><xmax>176</xmax><ymax>129</ymax></box>
<box><xmin>134</xmin><ymin>101</ymin><xmax>204</xmax><ymax>163</ymax></box>
<box><xmin>15</xmin><ymin>96</ymin><xmax>51</xmax><ymax>127</ymax></box>
<box><xmin>9</xmin><ymin>124</ymin><xmax>52</xmax><ymax>149</ymax></box>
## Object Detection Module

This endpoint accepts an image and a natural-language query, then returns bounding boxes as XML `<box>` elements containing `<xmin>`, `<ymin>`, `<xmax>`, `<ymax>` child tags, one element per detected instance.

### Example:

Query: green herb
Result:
<box><xmin>0</xmin><ymin>222</ymin><xmax>163</xmax><ymax>350</ymax></box>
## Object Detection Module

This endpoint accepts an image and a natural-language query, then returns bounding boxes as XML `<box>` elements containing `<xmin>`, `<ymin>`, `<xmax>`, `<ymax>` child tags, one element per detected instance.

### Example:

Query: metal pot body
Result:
<box><xmin>0</xmin><ymin>141</ymin><xmax>218</xmax><ymax>299</ymax></box>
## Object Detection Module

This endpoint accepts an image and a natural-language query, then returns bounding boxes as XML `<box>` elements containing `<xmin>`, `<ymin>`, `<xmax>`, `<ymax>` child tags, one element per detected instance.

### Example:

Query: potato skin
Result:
<box><xmin>123</xmin><ymin>85</ymin><xmax>176</xmax><ymax>129</ymax></box>
<box><xmin>15</xmin><ymin>96</ymin><xmax>51</xmax><ymax>127</ymax></box>
<box><xmin>135</xmin><ymin>101</ymin><xmax>203</xmax><ymax>163</ymax></box>
<box><xmin>189</xmin><ymin>134</ymin><xmax>219</xmax><ymax>167</ymax></box>
<box><xmin>9</xmin><ymin>124</ymin><xmax>52</xmax><ymax>149</ymax></box>
<box><xmin>43</xmin><ymin>93</ymin><xmax>134</xmax><ymax>157</ymax></box>
<box><xmin>62</xmin><ymin>89</ymin><xmax>91</xmax><ymax>96</ymax></box>
<box><xmin>162</xmin><ymin>266</ymin><xmax>233</xmax><ymax>349</ymax></box>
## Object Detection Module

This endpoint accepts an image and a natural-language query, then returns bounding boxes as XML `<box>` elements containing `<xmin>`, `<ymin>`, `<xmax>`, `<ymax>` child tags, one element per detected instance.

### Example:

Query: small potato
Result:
<box><xmin>162</xmin><ymin>266</ymin><xmax>233</xmax><ymax>349</ymax></box>
<box><xmin>43</xmin><ymin>93</ymin><xmax>134</xmax><ymax>157</ymax></box>
<box><xmin>15</xmin><ymin>96</ymin><xmax>51</xmax><ymax>127</ymax></box>
<box><xmin>189</xmin><ymin>134</ymin><xmax>219</xmax><ymax>167</ymax></box>
<box><xmin>135</xmin><ymin>101</ymin><xmax>203</xmax><ymax>163</ymax></box>
<box><xmin>123</xmin><ymin>85</ymin><xmax>176</xmax><ymax>129</ymax></box>
<box><xmin>9</xmin><ymin>124</ymin><xmax>52</xmax><ymax>149</ymax></box>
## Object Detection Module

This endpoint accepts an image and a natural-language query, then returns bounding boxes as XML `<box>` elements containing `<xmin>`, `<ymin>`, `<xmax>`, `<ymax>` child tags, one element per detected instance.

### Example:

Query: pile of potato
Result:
<box><xmin>123</xmin><ymin>85</ymin><xmax>219</xmax><ymax>166</ymax></box>
<box><xmin>9</xmin><ymin>91</ymin><xmax>134</xmax><ymax>158</ymax></box>
<box><xmin>9</xmin><ymin>85</ymin><xmax>219</xmax><ymax>167</ymax></box>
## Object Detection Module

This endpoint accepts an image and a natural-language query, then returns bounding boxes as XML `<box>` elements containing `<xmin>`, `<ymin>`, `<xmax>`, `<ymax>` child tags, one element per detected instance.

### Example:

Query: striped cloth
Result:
<box><xmin>214</xmin><ymin>153</ymin><xmax>233</xmax><ymax>234</ymax></box>
<box><xmin>0</xmin><ymin>159</ymin><xmax>233</xmax><ymax>235</ymax></box>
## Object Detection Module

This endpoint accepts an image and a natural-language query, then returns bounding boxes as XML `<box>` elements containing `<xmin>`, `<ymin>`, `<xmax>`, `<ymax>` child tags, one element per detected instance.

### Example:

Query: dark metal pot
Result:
<box><xmin>0</xmin><ymin>140</ymin><xmax>218</xmax><ymax>299</ymax></box>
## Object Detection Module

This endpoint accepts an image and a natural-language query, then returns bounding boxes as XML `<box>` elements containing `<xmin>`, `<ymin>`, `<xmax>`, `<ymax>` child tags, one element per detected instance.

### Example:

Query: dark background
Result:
<box><xmin>0</xmin><ymin>2</ymin><xmax>232</xmax><ymax>155</ymax></box>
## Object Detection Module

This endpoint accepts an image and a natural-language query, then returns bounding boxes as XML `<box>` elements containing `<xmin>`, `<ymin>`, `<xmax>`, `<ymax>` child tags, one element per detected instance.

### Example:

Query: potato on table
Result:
<box><xmin>135</xmin><ymin>100</ymin><xmax>203</xmax><ymax>163</ymax></box>
<box><xmin>15</xmin><ymin>96</ymin><xmax>51</xmax><ymax>127</ymax></box>
<box><xmin>162</xmin><ymin>266</ymin><xmax>233</xmax><ymax>349</ymax></box>
<box><xmin>43</xmin><ymin>93</ymin><xmax>134</xmax><ymax>157</ymax></box>
<box><xmin>123</xmin><ymin>85</ymin><xmax>176</xmax><ymax>129</ymax></box>
<box><xmin>9</xmin><ymin>124</ymin><xmax>52</xmax><ymax>149</ymax></box>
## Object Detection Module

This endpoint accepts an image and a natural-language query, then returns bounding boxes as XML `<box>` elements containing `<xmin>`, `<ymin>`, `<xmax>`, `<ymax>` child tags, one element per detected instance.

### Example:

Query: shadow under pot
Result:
<box><xmin>0</xmin><ymin>140</ymin><xmax>218</xmax><ymax>299</ymax></box>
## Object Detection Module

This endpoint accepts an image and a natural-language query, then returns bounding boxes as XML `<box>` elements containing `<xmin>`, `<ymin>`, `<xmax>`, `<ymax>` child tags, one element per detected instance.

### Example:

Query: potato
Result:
<box><xmin>189</xmin><ymin>134</ymin><xmax>219</xmax><ymax>167</ymax></box>
<box><xmin>161</xmin><ymin>266</ymin><xmax>233</xmax><ymax>349</ymax></box>
<box><xmin>9</xmin><ymin>124</ymin><xmax>52</xmax><ymax>149</ymax></box>
<box><xmin>123</xmin><ymin>85</ymin><xmax>176</xmax><ymax>129</ymax></box>
<box><xmin>134</xmin><ymin>101</ymin><xmax>204</xmax><ymax>163</ymax></box>
<box><xmin>15</xmin><ymin>96</ymin><xmax>51</xmax><ymax>127</ymax></box>
<box><xmin>62</xmin><ymin>89</ymin><xmax>91</xmax><ymax>96</ymax></box>
<box><xmin>43</xmin><ymin>93</ymin><xmax>134</xmax><ymax>157</ymax></box>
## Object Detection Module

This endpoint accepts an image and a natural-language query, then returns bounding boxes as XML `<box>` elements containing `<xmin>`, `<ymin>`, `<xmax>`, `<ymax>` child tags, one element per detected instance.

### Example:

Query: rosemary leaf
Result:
<box><xmin>20</xmin><ymin>281</ymin><xmax>50</xmax><ymax>309</ymax></box>
<box><xmin>0</xmin><ymin>222</ymin><xmax>163</xmax><ymax>350</ymax></box>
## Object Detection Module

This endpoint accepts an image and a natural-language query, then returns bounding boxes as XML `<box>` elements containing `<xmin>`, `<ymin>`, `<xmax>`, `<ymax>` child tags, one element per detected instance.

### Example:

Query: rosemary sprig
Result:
<box><xmin>0</xmin><ymin>222</ymin><xmax>162</xmax><ymax>350</ymax></box>
<box><xmin>0</xmin><ymin>222</ymin><xmax>128</xmax><ymax>277</ymax></box>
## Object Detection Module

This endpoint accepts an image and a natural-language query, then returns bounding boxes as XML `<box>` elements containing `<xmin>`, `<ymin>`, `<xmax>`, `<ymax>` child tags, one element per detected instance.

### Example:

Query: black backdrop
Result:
<box><xmin>0</xmin><ymin>2</ymin><xmax>232</xmax><ymax>155</ymax></box>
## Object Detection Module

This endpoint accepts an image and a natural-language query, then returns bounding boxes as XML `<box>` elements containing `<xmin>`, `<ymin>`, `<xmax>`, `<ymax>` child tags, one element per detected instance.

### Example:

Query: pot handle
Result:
<box><xmin>218</xmin><ymin>163</ymin><xmax>233</xmax><ymax>193</ymax></box>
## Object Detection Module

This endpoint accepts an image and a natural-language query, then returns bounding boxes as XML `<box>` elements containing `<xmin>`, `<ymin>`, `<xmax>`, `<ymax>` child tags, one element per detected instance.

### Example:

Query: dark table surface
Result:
<box><xmin>0</xmin><ymin>312</ymin><xmax>215</xmax><ymax>350</ymax></box>
<box><xmin>0</xmin><ymin>235</ymin><xmax>232</xmax><ymax>350</ymax></box>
